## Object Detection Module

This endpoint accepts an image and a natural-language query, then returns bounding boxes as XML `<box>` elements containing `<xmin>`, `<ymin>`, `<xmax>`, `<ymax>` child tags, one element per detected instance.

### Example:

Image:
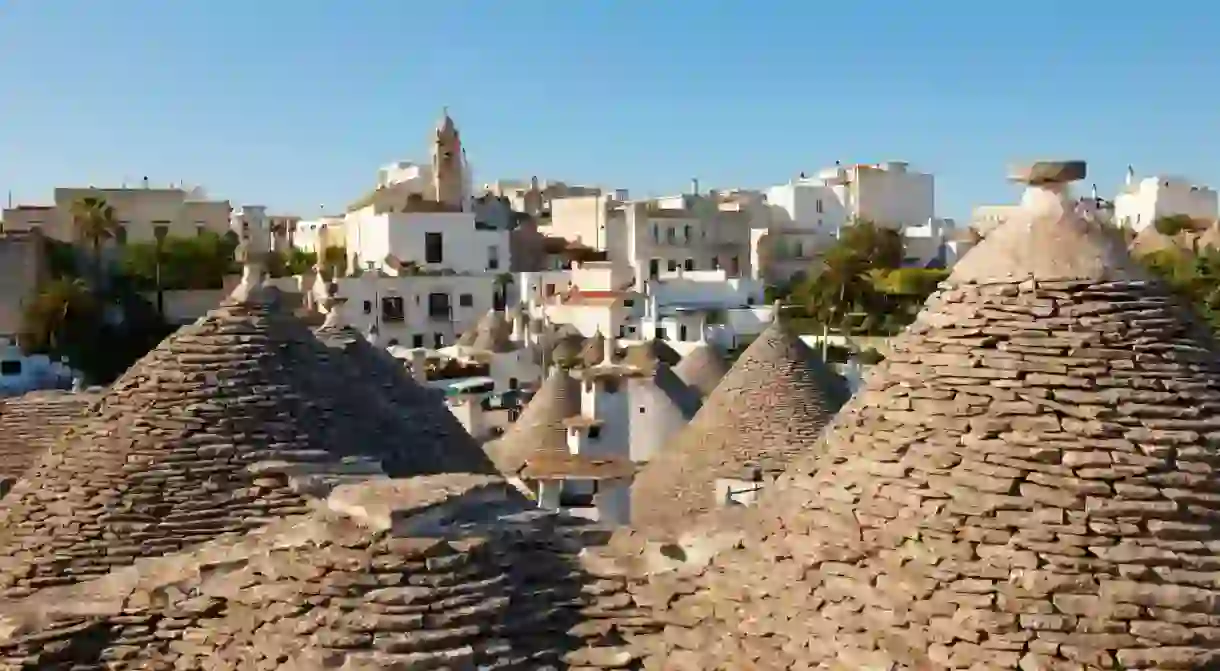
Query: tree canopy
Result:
<box><xmin>782</xmin><ymin>220</ymin><xmax>948</xmax><ymax>336</ymax></box>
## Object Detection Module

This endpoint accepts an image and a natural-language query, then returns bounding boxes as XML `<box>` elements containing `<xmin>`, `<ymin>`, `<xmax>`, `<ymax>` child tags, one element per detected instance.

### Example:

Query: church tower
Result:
<box><xmin>431</xmin><ymin>108</ymin><xmax>465</xmax><ymax>210</ymax></box>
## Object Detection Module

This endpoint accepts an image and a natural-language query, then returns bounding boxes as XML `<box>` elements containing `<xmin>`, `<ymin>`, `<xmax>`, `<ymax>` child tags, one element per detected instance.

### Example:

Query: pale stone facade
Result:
<box><xmin>1</xmin><ymin>185</ymin><xmax>231</xmax><ymax>243</ymax></box>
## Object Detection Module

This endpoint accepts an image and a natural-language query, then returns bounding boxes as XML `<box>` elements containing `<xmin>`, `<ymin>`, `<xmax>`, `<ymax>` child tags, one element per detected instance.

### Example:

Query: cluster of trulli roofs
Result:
<box><xmin>0</xmin><ymin>161</ymin><xmax>1216</xmax><ymax>670</ymax></box>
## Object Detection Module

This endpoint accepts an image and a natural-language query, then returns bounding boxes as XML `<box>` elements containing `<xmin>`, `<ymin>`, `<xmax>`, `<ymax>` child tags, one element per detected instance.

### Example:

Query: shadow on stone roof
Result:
<box><xmin>0</xmin><ymin>391</ymin><xmax>97</xmax><ymax>487</ymax></box>
<box><xmin>0</xmin><ymin>475</ymin><xmax>652</xmax><ymax>670</ymax></box>
<box><xmin>313</xmin><ymin>323</ymin><xmax>497</xmax><ymax>476</ymax></box>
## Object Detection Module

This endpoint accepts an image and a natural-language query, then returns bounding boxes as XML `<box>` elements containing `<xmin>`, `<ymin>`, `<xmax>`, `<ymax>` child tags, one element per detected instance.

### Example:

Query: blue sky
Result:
<box><xmin>1</xmin><ymin>1</ymin><xmax>1217</xmax><ymax>221</ymax></box>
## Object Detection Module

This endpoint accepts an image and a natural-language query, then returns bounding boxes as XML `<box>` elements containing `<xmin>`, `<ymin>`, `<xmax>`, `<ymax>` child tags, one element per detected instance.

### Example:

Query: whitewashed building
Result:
<box><xmin>330</xmin><ymin>273</ymin><xmax>498</xmax><ymax>350</ymax></box>
<box><xmin>757</xmin><ymin>161</ymin><xmax>939</xmax><ymax>283</ymax></box>
<box><xmin>1114</xmin><ymin>167</ymin><xmax>1218</xmax><ymax>232</ymax></box>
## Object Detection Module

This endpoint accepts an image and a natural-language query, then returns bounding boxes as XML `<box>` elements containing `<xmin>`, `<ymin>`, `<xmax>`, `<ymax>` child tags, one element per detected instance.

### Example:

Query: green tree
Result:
<box><xmin>20</xmin><ymin>278</ymin><xmax>99</xmax><ymax>355</ymax></box>
<box><xmin>322</xmin><ymin>246</ymin><xmax>348</xmax><ymax>276</ymax></box>
<box><xmin>69</xmin><ymin>196</ymin><xmax>121</xmax><ymax>288</ymax></box>
<box><xmin>1154</xmin><ymin>214</ymin><xmax>1197</xmax><ymax>237</ymax></box>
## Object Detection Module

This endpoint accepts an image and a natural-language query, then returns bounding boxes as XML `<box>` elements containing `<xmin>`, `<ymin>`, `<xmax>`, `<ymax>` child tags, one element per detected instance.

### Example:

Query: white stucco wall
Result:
<box><xmin>345</xmin><ymin>208</ymin><xmax>510</xmax><ymax>274</ymax></box>
<box><xmin>334</xmin><ymin>274</ymin><xmax>497</xmax><ymax>349</ymax></box>
<box><xmin>1114</xmin><ymin>176</ymin><xmax>1219</xmax><ymax>232</ymax></box>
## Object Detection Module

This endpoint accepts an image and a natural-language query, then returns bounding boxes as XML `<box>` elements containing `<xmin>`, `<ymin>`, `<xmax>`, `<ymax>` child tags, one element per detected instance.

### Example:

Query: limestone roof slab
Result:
<box><xmin>0</xmin><ymin>301</ymin><xmax>493</xmax><ymax>597</ymax></box>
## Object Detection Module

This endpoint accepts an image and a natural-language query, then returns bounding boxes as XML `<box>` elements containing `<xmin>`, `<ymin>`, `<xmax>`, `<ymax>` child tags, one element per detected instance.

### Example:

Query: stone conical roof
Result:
<box><xmin>672</xmin><ymin>342</ymin><xmax>731</xmax><ymax>398</ymax></box>
<box><xmin>0</xmin><ymin>300</ymin><xmax>491</xmax><ymax>596</ymax></box>
<box><xmin>0</xmin><ymin>391</ymin><xmax>97</xmax><ymax>485</ymax></box>
<box><xmin>617</xmin><ymin>339</ymin><xmax>681</xmax><ymax>369</ymax></box>
<box><xmin>456</xmin><ymin>309</ymin><xmax>513</xmax><ymax>350</ymax></box>
<box><xmin>580</xmin><ymin>331</ymin><xmax>608</xmax><ymax>367</ymax></box>
<box><xmin>313</xmin><ymin>323</ymin><xmax>497</xmax><ymax>476</ymax></box>
<box><xmin>0</xmin><ymin>475</ymin><xmax>647</xmax><ymax>670</ymax></box>
<box><xmin>613</xmin><ymin>162</ymin><xmax>1220</xmax><ymax>669</ymax></box>
<box><xmin>484</xmin><ymin>368</ymin><xmax>581</xmax><ymax>474</ymax></box>
<box><xmin>629</xmin><ymin>318</ymin><xmax>849</xmax><ymax>537</ymax></box>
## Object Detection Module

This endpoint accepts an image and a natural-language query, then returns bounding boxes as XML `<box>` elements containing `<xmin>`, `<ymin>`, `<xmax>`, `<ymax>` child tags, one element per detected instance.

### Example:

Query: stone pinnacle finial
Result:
<box><xmin>1007</xmin><ymin>160</ymin><xmax>1087</xmax><ymax>186</ymax></box>
<box><xmin>228</xmin><ymin>235</ymin><xmax>269</xmax><ymax>304</ymax></box>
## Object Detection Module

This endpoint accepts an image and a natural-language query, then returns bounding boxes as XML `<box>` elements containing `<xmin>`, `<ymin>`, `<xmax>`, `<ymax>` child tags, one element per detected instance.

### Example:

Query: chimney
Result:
<box><xmin>409</xmin><ymin>349</ymin><xmax>427</xmax><ymax>384</ymax></box>
<box><xmin>690</xmin><ymin>178</ymin><xmax>699</xmax><ymax>195</ymax></box>
<box><xmin>1009</xmin><ymin>161</ymin><xmax>1086</xmax><ymax>219</ymax></box>
<box><xmin>142</xmin><ymin>176</ymin><xmax>150</xmax><ymax>189</ymax></box>
<box><xmin>602</xmin><ymin>331</ymin><xmax>615</xmax><ymax>367</ymax></box>
<box><xmin>511</xmin><ymin>309</ymin><xmax>525</xmax><ymax>341</ymax></box>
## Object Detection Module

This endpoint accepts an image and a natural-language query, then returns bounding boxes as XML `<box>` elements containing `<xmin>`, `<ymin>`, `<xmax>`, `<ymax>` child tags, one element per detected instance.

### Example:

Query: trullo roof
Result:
<box><xmin>483</xmin><ymin>367</ymin><xmax>581</xmax><ymax>474</ymax></box>
<box><xmin>629</xmin><ymin>318</ymin><xmax>848</xmax><ymax>537</ymax></box>
<box><xmin>0</xmin><ymin>293</ymin><xmax>493</xmax><ymax>597</ymax></box>
<box><xmin>0</xmin><ymin>474</ymin><xmax>644</xmax><ymax>670</ymax></box>
<box><xmin>672</xmin><ymin>342</ymin><xmax>731</xmax><ymax>399</ymax></box>
<box><xmin>0</xmin><ymin>391</ymin><xmax>96</xmax><ymax>485</ymax></box>
<box><xmin>610</xmin><ymin>161</ymin><xmax>1220</xmax><ymax>669</ymax></box>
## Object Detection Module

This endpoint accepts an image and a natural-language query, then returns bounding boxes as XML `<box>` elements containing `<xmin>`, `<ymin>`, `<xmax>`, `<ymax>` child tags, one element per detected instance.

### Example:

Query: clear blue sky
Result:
<box><xmin>2</xmin><ymin>1</ymin><xmax>1218</xmax><ymax>221</ymax></box>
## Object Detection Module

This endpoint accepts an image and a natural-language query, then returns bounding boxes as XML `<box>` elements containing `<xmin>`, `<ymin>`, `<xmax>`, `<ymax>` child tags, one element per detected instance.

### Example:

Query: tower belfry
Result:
<box><xmin>431</xmin><ymin>107</ymin><xmax>464</xmax><ymax>210</ymax></box>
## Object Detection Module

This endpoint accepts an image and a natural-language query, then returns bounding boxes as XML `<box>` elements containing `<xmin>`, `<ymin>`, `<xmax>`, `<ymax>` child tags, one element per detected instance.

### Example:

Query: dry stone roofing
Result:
<box><xmin>483</xmin><ymin>367</ymin><xmax>581</xmax><ymax>474</ymax></box>
<box><xmin>629</xmin><ymin>318</ymin><xmax>849</xmax><ymax>538</ymax></box>
<box><xmin>0</xmin><ymin>297</ymin><xmax>493</xmax><ymax>597</ymax></box>
<box><xmin>0</xmin><ymin>391</ymin><xmax>96</xmax><ymax>485</ymax></box>
<box><xmin>606</xmin><ymin>162</ymin><xmax>1220</xmax><ymax>669</ymax></box>
<box><xmin>618</xmin><ymin>339</ymin><xmax>681</xmax><ymax>369</ymax></box>
<box><xmin>672</xmin><ymin>342</ymin><xmax>731</xmax><ymax>399</ymax></box>
<box><xmin>455</xmin><ymin>309</ymin><xmax>515</xmax><ymax>352</ymax></box>
<box><xmin>0</xmin><ymin>475</ymin><xmax>647</xmax><ymax>671</ymax></box>
<box><xmin>313</xmin><ymin>322</ymin><xmax>495</xmax><ymax>476</ymax></box>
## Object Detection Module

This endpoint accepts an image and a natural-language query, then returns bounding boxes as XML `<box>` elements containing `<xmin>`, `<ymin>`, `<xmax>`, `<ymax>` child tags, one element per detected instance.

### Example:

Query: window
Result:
<box><xmin>459</xmin><ymin>293</ymin><xmax>473</xmax><ymax>307</ymax></box>
<box><xmin>412</xmin><ymin>334</ymin><xmax>424</xmax><ymax>348</ymax></box>
<box><xmin>115</xmin><ymin>226</ymin><xmax>128</xmax><ymax>246</ymax></box>
<box><xmin>667</xmin><ymin>260</ymin><xmax>678</xmax><ymax>272</ymax></box>
<box><xmin>650</xmin><ymin>224</ymin><xmax>659</xmax><ymax>243</ymax></box>
<box><xmin>545</xmin><ymin>283</ymin><xmax>556</xmax><ymax>297</ymax></box>
<box><xmin>588</xmin><ymin>425</ymin><xmax>602</xmax><ymax>440</ymax></box>
<box><xmin>679</xmin><ymin>325</ymin><xmax>689</xmax><ymax>341</ymax></box>
<box><xmin>363</xmin><ymin>300</ymin><xmax>373</xmax><ymax>314</ymax></box>
<box><xmin>387</xmin><ymin>338</ymin><xmax>400</xmax><ymax>347</ymax></box>
<box><xmin>666</xmin><ymin>227</ymin><xmax>676</xmax><ymax>244</ymax></box>
<box><xmin>425</xmin><ymin>232</ymin><xmax>444</xmax><ymax>263</ymax></box>
<box><xmin>196</xmin><ymin>225</ymin><xmax>206</xmax><ymax>237</ymax></box>
<box><xmin>622</xmin><ymin>299</ymin><xmax>635</xmax><ymax>308</ymax></box>
<box><xmin>638</xmin><ymin>406</ymin><xmax>646</xmax><ymax>414</ymax></box>
<box><xmin>712</xmin><ymin>256</ymin><xmax>721</xmax><ymax>270</ymax></box>
<box><xmin>381</xmin><ymin>296</ymin><xmax>405</xmax><ymax>322</ymax></box>
<box><xmin>0</xmin><ymin>360</ymin><xmax>21</xmax><ymax>376</ymax></box>
<box><xmin>730</xmin><ymin>255</ymin><xmax>740</xmax><ymax>275</ymax></box>
<box><xmin>649</xmin><ymin>259</ymin><xmax>660</xmax><ymax>279</ymax></box>
<box><xmin>618</xmin><ymin>325</ymin><xmax>627</xmax><ymax>337</ymax></box>
<box><xmin>487</xmin><ymin>245</ymin><xmax>500</xmax><ymax>270</ymax></box>
<box><xmin>684</xmin><ymin>259</ymin><xmax>694</xmax><ymax>271</ymax></box>
<box><xmin>427</xmin><ymin>292</ymin><xmax>450</xmax><ymax>319</ymax></box>
<box><xmin>654</xmin><ymin>326</ymin><xmax>666</xmax><ymax>340</ymax></box>
<box><xmin>433</xmin><ymin>333</ymin><xmax>444</xmax><ymax>348</ymax></box>
<box><xmin>816</xmin><ymin>199</ymin><xmax>823</xmax><ymax>214</ymax></box>
<box><xmin>683</xmin><ymin>224</ymin><xmax>692</xmax><ymax>241</ymax></box>
<box><xmin>508</xmin><ymin>377</ymin><xmax>519</xmax><ymax>390</ymax></box>
<box><xmin>794</xmin><ymin>241</ymin><xmax>804</xmax><ymax>258</ymax></box>
<box><xmin>153</xmin><ymin>223</ymin><xmax>170</xmax><ymax>240</ymax></box>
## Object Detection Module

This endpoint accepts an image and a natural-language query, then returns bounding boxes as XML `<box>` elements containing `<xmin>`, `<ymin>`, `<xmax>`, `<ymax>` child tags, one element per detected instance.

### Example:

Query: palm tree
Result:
<box><xmin>21</xmin><ymin>278</ymin><xmax>97</xmax><ymax>352</ymax></box>
<box><xmin>69</xmin><ymin>196</ymin><xmax>120</xmax><ymax>289</ymax></box>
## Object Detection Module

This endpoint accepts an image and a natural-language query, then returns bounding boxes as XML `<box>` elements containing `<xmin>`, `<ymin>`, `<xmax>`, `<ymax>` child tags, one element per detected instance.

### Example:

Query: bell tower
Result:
<box><xmin>431</xmin><ymin>107</ymin><xmax>465</xmax><ymax>210</ymax></box>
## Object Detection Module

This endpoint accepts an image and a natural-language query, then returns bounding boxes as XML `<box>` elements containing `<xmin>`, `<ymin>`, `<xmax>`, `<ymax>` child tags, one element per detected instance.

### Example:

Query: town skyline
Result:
<box><xmin>2</xmin><ymin>1</ymin><xmax>1218</xmax><ymax>220</ymax></box>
